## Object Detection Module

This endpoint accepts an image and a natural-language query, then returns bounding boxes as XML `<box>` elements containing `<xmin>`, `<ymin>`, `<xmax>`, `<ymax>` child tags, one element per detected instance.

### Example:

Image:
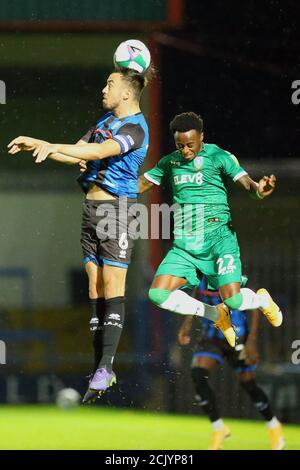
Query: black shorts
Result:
<box><xmin>192</xmin><ymin>335</ymin><xmax>257</xmax><ymax>374</ymax></box>
<box><xmin>80</xmin><ymin>198</ymin><xmax>137</xmax><ymax>268</ymax></box>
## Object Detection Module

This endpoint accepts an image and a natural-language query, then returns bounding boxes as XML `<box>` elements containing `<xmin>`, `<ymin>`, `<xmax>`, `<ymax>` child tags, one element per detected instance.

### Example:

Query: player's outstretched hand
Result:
<box><xmin>33</xmin><ymin>143</ymin><xmax>59</xmax><ymax>163</ymax></box>
<box><xmin>178</xmin><ymin>329</ymin><xmax>191</xmax><ymax>345</ymax></box>
<box><xmin>7</xmin><ymin>136</ymin><xmax>42</xmax><ymax>154</ymax></box>
<box><xmin>258</xmin><ymin>174</ymin><xmax>276</xmax><ymax>197</ymax></box>
<box><xmin>178</xmin><ymin>317</ymin><xmax>193</xmax><ymax>346</ymax></box>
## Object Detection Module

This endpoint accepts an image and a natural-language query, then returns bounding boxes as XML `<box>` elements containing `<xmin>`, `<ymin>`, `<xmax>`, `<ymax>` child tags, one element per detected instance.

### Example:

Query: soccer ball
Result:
<box><xmin>113</xmin><ymin>39</ymin><xmax>151</xmax><ymax>73</ymax></box>
<box><xmin>56</xmin><ymin>387</ymin><xmax>81</xmax><ymax>410</ymax></box>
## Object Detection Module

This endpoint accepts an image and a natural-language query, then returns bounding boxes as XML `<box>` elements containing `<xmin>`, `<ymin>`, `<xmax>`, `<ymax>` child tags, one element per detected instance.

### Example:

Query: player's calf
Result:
<box><xmin>148</xmin><ymin>288</ymin><xmax>218</xmax><ymax>321</ymax></box>
<box><xmin>240</xmin><ymin>378</ymin><xmax>285</xmax><ymax>450</ymax></box>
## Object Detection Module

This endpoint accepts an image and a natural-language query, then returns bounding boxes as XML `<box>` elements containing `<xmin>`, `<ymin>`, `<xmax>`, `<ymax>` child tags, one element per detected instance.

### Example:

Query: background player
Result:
<box><xmin>139</xmin><ymin>112</ymin><xmax>282</xmax><ymax>346</ymax></box>
<box><xmin>178</xmin><ymin>277</ymin><xmax>285</xmax><ymax>450</ymax></box>
<box><xmin>8</xmin><ymin>67</ymin><xmax>150</xmax><ymax>403</ymax></box>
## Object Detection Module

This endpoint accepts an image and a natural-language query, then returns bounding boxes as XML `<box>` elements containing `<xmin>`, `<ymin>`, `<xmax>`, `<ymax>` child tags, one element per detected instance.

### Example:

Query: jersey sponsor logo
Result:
<box><xmin>94</xmin><ymin>129</ymin><xmax>113</xmax><ymax>142</ymax></box>
<box><xmin>193</xmin><ymin>156</ymin><xmax>204</xmax><ymax>170</ymax></box>
<box><xmin>170</xmin><ymin>159</ymin><xmax>181</xmax><ymax>166</ymax></box>
<box><xmin>174</xmin><ymin>172</ymin><xmax>203</xmax><ymax>186</ymax></box>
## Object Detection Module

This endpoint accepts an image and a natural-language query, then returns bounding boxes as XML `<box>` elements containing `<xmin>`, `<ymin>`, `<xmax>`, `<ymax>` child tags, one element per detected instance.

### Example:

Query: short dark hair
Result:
<box><xmin>170</xmin><ymin>112</ymin><xmax>204</xmax><ymax>134</ymax></box>
<box><xmin>115</xmin><ymin>65</ymin><xmax>155</xmax><ymax>100</ymax></box>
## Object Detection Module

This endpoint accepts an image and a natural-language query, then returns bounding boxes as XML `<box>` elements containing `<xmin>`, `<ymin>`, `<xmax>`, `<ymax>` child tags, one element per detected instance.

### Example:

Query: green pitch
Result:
<box><xmin>0</xmin><ymin>405</ymin><xmax>299</xmax><ymax>450</ymax></box>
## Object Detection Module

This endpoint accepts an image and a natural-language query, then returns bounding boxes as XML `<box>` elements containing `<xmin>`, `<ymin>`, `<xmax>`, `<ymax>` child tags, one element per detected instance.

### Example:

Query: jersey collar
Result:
<box><xmin>197</xmin><ymin>142</ymin><xmax>207</xmax><ymax>156</ymax></box>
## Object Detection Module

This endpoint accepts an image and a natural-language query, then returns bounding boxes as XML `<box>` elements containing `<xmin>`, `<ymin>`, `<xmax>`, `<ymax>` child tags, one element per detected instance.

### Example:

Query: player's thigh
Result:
<box><xmin>102</xmin><ymin>264</ymin><xmax>128</xmax><ymax>299</ymax></box>
<box><xmin>85</xmin><ymin>261</ymin><xmax>104</xmax><ymax>298</ymax></box>
<box><xmin>153</xmin><ymin>247</ymin><xmax>200</xmax><ymax>290</ymax></box>
<box><xmin>151</xmin><ymin>275</ymin><xmax>187</xmax><ymax>290</ymax></box>
<box><xmin>191</xmin><ymin>355</ymin><xmax>217</xmax><ymax>370</ymax></box>
<box><xmin>238</xmin><ymin>371</ymin><xmax>256</xmax><ymax>383</ymax></box>
<box><xmin>209</xmin><ymin>225</ymin><xmax>242</xmax><ymax>293</ymax></box>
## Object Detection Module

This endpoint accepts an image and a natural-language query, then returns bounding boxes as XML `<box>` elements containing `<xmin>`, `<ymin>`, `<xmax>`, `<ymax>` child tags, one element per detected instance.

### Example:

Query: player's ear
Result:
<box><xmin>122</xmin><ymin>87</ymin><xmax>131</xmax><ymax>101</ymax></box>
<box><xmin>200</xmin><ymin>131</ymin><xmax>204</xmax><ymax>142</ymax></box>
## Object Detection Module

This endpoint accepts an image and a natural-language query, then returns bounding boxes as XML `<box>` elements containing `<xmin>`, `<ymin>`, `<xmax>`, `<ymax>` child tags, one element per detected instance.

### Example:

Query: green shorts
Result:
<box><xmin>155</xmin><ymin>224</ymin><xmax>242</xmax><ymax>290</ymax></box>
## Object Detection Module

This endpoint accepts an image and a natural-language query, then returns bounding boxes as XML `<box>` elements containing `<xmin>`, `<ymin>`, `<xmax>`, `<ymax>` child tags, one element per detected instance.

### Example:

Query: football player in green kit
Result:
<box><xmin>139</xmin><ymin>112</ymin><xmax>281</xmax><ymax>347</ymax></box>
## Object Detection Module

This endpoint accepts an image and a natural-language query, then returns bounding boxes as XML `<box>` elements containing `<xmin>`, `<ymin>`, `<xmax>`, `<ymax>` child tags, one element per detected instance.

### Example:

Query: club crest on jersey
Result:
<box><xmin>193</xmin><ymin>156</ymin><xmax>204</xmax><ymax>170</ymax></box>
<box><xmin>94</xmin><ymin>129</ymin><xmax>113</xmax><ymax>142</ymax></box>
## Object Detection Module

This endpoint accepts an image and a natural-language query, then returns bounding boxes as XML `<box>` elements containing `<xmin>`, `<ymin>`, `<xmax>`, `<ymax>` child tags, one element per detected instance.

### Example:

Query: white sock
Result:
<box><xmin>160</xmin><ymin>289</ymin><xmax>219</xmax><ymax>321</ymax></box>
<box><xmin>212</xmin><ymin>419</ymin><xmax>224</xmax><ymax>431</ymax></box>
<box><xmin>257</xmin><ymin>292</ymin><xmax>271</xmax><ymax>309</ymax></box>
<box><xmin>267</xmin><ymin>417</ymin><xmax>280</xmax><ymax>429</ymax></box>
<box><xmin>239</xmin><ymin>288</ymin><xmax>270</xmax><ymax>310</ymax></box>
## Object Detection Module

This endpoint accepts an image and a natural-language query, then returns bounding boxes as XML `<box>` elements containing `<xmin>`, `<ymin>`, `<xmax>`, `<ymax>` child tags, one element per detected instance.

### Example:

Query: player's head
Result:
<box><xmin>170</xmin><ymin>112</ymin><xmax>204</xmax><ymax>161</ymax></box>
<box><xmin>102</xmin><ymin>68</ymin><xmax>151</xmax><ymax>111</ymax></box>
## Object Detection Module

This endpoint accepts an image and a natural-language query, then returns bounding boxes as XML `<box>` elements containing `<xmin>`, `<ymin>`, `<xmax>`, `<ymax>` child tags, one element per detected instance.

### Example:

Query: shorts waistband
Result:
<box><xmin>84</xmin><ymin>197</ymin><xmax>137</xmax><ymax>205</ymax></box>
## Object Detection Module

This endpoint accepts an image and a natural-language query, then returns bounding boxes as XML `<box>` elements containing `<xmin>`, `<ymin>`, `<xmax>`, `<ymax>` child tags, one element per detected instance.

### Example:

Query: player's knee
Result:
<box><xmin>88</xmin><ymin>286</ymin><xmax>98</xmax><ymax>299</ymax></box>
<box><xmin>223</xmin><ymin>292</ymin><xmax>243</xmax><ymax>310</ymax></box>
<box><xmin>148</xmin><ymin>288</ymin><xmax>171</xmax><ymax>306</ymax></box>
<box><xmin>191</xmin><ymin>367</ymin><xmax>210</xmax><ymax>387</ymax></box>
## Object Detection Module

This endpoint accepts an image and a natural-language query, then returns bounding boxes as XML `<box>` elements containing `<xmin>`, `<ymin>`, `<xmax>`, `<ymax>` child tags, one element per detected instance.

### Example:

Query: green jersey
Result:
<box><xmin>144</xmin><ymin>143</ymin><xmax>247</xmax><ymax>252</ymax></box>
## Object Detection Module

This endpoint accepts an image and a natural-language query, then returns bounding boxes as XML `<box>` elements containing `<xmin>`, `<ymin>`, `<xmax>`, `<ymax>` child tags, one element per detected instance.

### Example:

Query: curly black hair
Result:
<box><xmin>170</xmin><ymin>112</ymin><xmax>203</xmax><ymax>133</ymax></box>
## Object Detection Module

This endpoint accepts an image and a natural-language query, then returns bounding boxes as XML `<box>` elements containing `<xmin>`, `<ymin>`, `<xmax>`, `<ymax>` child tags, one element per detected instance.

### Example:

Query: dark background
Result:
<box><xmin>0</xmin><ymin>0</ymin><xmax>299</xmax><ymax>424</ymax></box>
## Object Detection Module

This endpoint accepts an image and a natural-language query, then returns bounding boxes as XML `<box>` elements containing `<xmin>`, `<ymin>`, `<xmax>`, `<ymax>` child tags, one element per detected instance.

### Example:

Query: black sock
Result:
<box><xmin>191</xmin><ymin>367</ymin><xmax>220</xmax><ymax>422</ymax></box>
<box><xmin>240</xmin><ymin>379</ymin><xmax>274</xmax><ymax>421</ymax></box>
<box><xmin>89</xmin><ymin>298</ymin><xmax>105</xmax><ymax>373</ymax></box>
<box><xmin>98</xmin><ymin>296</ymin><xmax>125</xmax><ymax>373</ymax></box>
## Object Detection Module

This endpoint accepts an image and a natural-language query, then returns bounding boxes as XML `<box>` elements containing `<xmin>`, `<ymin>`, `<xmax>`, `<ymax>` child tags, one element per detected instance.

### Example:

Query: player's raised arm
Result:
<box><xmin>219</xmin><ymin>150</ymin><xmax>276</xmax><ymax>199</ymax></box>
<box><xmin>140</xmin><ymin>154</ymin><xmax>169</xmax><ymax>192</ymax></box>
<box><xmin>236</xmin><ymin>173</ymin><xmax>276</xmax><ymax>199</ymax></box>
<box><xmin>46</xmin><ymin>138</ymin><xmax>89</xmax><ymax>164</ymax></box>
<box><xmin>7</xmin><ymin>136</ymin><xmax>86</xmax><ymax>165</ymax></box>
<box><xmin>33</xmin><ymin>138</ymin><xmax>122</xmax><ymax>164</ymax></box>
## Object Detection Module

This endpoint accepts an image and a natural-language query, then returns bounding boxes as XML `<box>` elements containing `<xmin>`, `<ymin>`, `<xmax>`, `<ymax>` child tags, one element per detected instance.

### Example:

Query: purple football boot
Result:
<box><xmin>82</xmin><ymin>367</ymin><xmax>117</xmax><ymax>404</ymax></box>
